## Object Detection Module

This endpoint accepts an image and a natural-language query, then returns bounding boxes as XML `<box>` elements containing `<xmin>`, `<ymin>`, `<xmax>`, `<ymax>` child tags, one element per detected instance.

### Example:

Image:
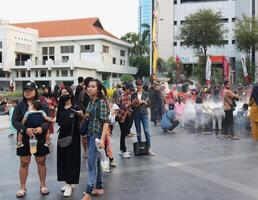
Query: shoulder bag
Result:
<box><xmin>58</xmin><ymin>112</ymin><xmax>75</xmax><ymax>148</ymax></box>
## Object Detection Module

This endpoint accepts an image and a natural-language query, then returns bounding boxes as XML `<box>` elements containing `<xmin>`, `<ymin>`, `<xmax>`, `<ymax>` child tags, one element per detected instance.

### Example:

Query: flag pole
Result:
<box><xmin>150</xmin><ymin>0</ymin><xmax>154</xmax><ymax>81</ymax></box>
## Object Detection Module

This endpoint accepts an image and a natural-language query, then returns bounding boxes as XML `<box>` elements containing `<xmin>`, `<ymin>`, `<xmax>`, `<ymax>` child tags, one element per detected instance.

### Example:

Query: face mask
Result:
<box><xmin>60</xmin><ymin>94</ymin><xmax>70</xmax><ymax>102</ymax></box>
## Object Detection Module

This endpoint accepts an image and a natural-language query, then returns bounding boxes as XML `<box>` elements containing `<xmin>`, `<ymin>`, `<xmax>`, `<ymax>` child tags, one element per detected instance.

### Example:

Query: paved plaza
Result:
<box><xmin>1</xmin><ymin>117</ymin><xmax>258</xmax><ymax>200</ymax></box>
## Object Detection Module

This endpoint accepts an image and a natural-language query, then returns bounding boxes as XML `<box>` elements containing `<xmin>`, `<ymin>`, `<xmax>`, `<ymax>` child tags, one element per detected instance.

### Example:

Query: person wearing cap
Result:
<box><xmin>116</xmin><ymin>83</ymin><xmax>135</xmax><ymax>158</ymax></box>
<box><xmin>12</xmin><ymin>82</ymin><xmax>50</xmax><ymax>198</ymax></box>
<box><xmin>131</xmin><ymin>80</ymin><xmax>154</xmax><ymax>156</ymax></box>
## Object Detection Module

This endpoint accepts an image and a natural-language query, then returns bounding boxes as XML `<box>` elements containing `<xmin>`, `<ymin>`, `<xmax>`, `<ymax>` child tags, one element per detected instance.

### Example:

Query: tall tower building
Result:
<box><xmin>138</xmin><ymin>0</ymin><xmax>152</xmax><ymax>35</ymax></box>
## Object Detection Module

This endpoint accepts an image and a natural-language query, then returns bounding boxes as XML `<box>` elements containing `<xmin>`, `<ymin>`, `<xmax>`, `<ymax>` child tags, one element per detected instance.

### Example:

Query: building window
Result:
<box><xmin>174</xmin><ymin>0</ymin><xmax>177</xmax><ymax>4</ymax></box>
<box><xmin>42</xmin><ymin>56</ymin><xmax>48</xmax><ymax>65</ymax></box>
<box><xmin>42</xmin><ymin>47</ymin><xmax>48</xmax><ymax>55</ymax></box>
<box><xmin>56</xmin><ymin>70</ymin><xmax>59</xmax><ymax>77</ymax></box>
<box><xmin>120</xmin><ymin>60</ymin><xmax>125</xmax><ymax>66</ymax></box>
<box><xmin>16</xmin><ymin>71</ymin><xmax>19</xmax><ymax>77</ymax></box>
<box><xmin>174</xmin><ymin>42</ymin><xmax>177</xmax><ymax>46</ymax></box>
<box><xmin>113</xmin><ymin>57</ymin><xmax>116</xmax><ymax>64</ymax></box>
<box><xmin>180</xmin><ymin>20</ymin><xmax>186</xmax><ymax>25</ymax></box>
<box><xmin>42</xmin><ymin>47</ymin><xmax>55</xmax><ymax>64</ymax></box>
<box><xmin>102</xmin><ymin>45</ymin><xmax>109</xmax><ymax>53</ymax></box>
<box><xmin>70</xmin><ymin>70</ymin><xmax>73</xmax><ymax>76</ymax></box>
<box><xmin>232</xmin><ymin>40</ymin><xmax>235</xmax><ymax>44</ymax></box>
<box><xmin>0</xmin><ymin>41</ymin><xmax>2</xmax><ymax>49</ymax></box>
<box><xmin>80</xmin><ymin>45</ymin><xmax>94</xmax><ymax>53</ymax></box>
<box><xmin>27</xmin><ymin>71</ymin><xmax>30</xmax><ymax>77</ymax></box>
<box><xmin>48</xmin><ymin>71</ymin><xmax>51</xmax><ymax>77</ymax></box>
<box><xmin>174</xmin><ymin>21</ymin><xmax>177</xmax><ymax>25</ymax></box>
<box><xmin>62</xmin><ymin>56</ymin><xmax>69</xmax><ymax>63</ymax></box>
<box><xmin>61</xmin><ymin>70</ymin><xmax>68</xmax><ymax>77</ymax></box>
<box><xmin>220</xmin><ymin>18</ymin><xmax>229</xmax><ymax>23</ymax></box>
<box><xmin>180</xmin><ymin>41</ymin><xmax>186</xmax><ymax>46</ymax></box>
<box><xmin>35</xmin><ymin>71</ymin><xmax>38</xmax><ymax>77</ymax></box>
<box><xmin>40</xmin><ymin>70</ymin><xmax>46</xmax><ymax>77</ymax></box>
<box><xmin>222</xmin><ymin>40</ymin><xmax>228</xmax><ymax>45</ymax></box>
<box><xmin>232</xmin><ymin>18</ymin><xmax>236</xmax><ymax>22</ymax></box>
<box><xmin>49</xmin><ymin>47</ymin><xmax>55</xmax><ymax>55</ymax></box>
<box><xmin>21</xmin><ymin>71</ymin><xmax>26</xmax><ymax>77</ymax></box>
<box><xmin>120</xmin><ymin>50</ymin><xmax>126</xmax><ymax>57</ymax></box>
<box><xmin>61</xmin><ymin>46</ymin><xmax>74</xmax><ymax>53</ymax></box>
<box><xmin>0</xmin><ymin>52</ymin><xmax>2</xmax><ymax>63</ymax></box>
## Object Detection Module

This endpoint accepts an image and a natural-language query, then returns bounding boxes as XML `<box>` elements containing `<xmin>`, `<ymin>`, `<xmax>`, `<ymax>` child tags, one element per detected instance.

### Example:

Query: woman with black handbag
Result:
<box><xmin>82</xmin><ymin>79</ymin><xmax>110</xmax><ymax>200</ymax></box>
<box><xmin>56</xmin><ymin>86</ymin><xmax>84</xmax><ymax>197</ymax></box>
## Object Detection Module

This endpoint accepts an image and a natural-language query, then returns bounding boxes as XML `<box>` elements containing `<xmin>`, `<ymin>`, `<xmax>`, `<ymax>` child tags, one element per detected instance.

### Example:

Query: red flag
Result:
<box><xmin>175</xmin><ymin>55</ymin><xmax>180</xmax><ymax>64</ymax></box>
<box><xmin>222</xmin><ymin>57</ymin><xmax>230</xmax><ymax>81</ymax></box>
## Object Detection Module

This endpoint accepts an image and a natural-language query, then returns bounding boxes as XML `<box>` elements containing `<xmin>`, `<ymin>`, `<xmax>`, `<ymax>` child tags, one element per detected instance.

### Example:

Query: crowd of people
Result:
<box><xmin>2</xmin><ymin>76</ymin><xmax>258</xmax><ymax>199</ymax></box>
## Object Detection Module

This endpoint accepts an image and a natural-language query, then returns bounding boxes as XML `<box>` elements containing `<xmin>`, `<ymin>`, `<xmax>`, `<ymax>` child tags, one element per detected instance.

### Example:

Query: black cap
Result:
<box><xmin>125</xmin><ymin>83</ymin><xmax>134</xmax><ymax>91</ymax></box>
<box><xmin>23</xmin><ymin>82</ymin><xmax>37</xmax><ymax>90</ymax></box>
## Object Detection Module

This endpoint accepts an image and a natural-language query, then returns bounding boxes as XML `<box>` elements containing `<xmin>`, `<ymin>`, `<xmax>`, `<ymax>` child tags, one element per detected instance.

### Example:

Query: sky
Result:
<box><xmin>0</xmin><ymin>0</ymin><xmax>139</xmax><ymax>38</ymax></box>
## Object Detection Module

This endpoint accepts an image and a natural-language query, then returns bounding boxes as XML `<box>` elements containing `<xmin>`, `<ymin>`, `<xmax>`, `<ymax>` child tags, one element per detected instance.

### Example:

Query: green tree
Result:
<box><xmin>121</xmin><ymin>27</ymin><xmax>150</xmax><ymax>79</ymax></box>
<box><xmin>234</xmin><ymin>15</ymin><xmax>258</xmax><ymax>80</ymax></box>
<box><xmin>120</xmin><ymin>74</ymin><xmax>135</xmax><ymax>84</ymax></box>
<box><xmin>178</xmin><ymin>9</ymin><xmax>226</xmax><ymax>57</ymax></box>
<box><xmin>235</xmin><ymin>15</ymin><xmax>258</xmax><ymax>57</ymax></box>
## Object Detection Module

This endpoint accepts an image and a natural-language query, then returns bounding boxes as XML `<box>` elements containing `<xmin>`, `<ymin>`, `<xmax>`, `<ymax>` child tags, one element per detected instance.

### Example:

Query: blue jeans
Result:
<box><xmin>134</xmin><ymin>113</ymin><xmax>151</xmax><ymax>148</ymax></box>
<box><xmin>86</xmin><ymin>135</ymin><xmax>103</xmax><ymax>194</ymax></box>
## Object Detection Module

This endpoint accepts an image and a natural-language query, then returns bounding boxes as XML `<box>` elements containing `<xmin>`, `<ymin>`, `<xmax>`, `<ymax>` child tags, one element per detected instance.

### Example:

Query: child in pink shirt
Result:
<box><xmin>174</xmin><ymin>97</ymin><xmax>185</xmax><ymax>127</ymax></box>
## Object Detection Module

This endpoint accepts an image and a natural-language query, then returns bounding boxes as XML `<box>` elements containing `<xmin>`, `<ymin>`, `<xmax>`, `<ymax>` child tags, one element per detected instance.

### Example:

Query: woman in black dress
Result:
<box><xmin>56</xmin><ymin>86</ymin><xmax>84</xmax><ymax>197</ymax></box>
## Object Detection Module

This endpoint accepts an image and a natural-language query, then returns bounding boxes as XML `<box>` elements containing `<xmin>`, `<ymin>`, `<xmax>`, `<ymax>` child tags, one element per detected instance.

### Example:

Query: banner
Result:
<box><xmin>205</xmin><ymin>56</ymin><xmax>212</xmax><ymax>86</ymax></box>
<box><xmin>222</xmin><ymin>57</ymin><xmax>230</xmax><ymax>81</ymax></box>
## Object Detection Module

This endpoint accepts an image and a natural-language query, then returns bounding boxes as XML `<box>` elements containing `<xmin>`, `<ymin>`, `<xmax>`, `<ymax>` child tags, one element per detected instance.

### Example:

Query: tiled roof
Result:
<box><xmin>12</xmin><ymin>18</ymin><xmax>118</xmax><ymax>39</ymax></box>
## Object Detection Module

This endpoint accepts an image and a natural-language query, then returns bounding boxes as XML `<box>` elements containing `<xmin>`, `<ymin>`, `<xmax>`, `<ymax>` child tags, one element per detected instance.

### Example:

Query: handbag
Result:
<box><xmin>80</xmin><ymin>118</ymin><xmax>90</xmax><ymax>136</ymax></box>
<box><xmin>133</xmin><ymin>141</ymin><xmax>148</xmax><ymax>156</ymax></box>
<box><xmin>58</xmin><ymin>112</ymin><xmax>75</xmax><ymax>148</ymax></box>
<box><xmin>224</xmin><ymin>97</ymin><xmax>236</xmax><ymax>111</ymax></box>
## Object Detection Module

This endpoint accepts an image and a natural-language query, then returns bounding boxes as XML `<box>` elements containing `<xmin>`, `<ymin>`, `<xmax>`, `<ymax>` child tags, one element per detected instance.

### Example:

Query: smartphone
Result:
<box><xmin>70</xmin><ymin>108</ymin><xmax>79</xmax><ymax>113</ymax></box>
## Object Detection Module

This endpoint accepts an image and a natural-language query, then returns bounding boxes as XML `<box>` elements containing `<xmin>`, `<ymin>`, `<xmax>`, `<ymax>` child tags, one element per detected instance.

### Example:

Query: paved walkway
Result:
<box><xmin>1</xmin><ymin>122</ymin><xmax>258</xmax><ymax>200</ymax></box>
<box><xmin>0</xmin><ymin>115</ymin><xmax>10</xmax><ymax>130</ymax></box>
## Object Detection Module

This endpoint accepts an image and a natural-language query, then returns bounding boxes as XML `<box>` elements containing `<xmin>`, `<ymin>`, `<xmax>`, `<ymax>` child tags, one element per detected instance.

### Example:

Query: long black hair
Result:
<box><xmin>56</xmin><ymin>86</ymin><xmax>76</xmax><ymax>123</ymax></box>
<box><xmin>42</xmin><ymin>85</ymin><xmax>53</xmax><ymax>98</ymax></box>
<box><xmin>250</xmin><ymin>85</ymin><xmax>258</xmax><ymax>106</ymax></box>
<box><xmin>89</xmin><ymin>79</ymin><xmax>107</xmax><ymax>100</ymax></box>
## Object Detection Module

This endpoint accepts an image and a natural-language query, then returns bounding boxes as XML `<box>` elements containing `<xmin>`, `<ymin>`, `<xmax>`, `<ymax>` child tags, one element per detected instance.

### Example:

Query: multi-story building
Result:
<box><xmin>138</xmin><ymin>0</ymin><xmax>152</xmax><ymax>35</ymax></box>
<box><xmin>0</xmin><ymin>18</ymin><xmax>137</xmax><ymax>90</ymax></box>
<box><xmin>140</xmin><ymin>0</ymin><xmax>258</xmax><ymax>81</ymax></box>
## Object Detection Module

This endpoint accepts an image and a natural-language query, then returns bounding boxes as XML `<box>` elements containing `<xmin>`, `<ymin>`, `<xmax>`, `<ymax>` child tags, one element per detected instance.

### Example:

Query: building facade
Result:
<box><xmin>138</xmin><ymin>0</ymin><xmax>152</xmax><ymax>35</ymax></box>
<box><xmin>0</xmin><ymin>18</ymin><xmax>137</xmax><ymax>90</ymax></box>
<box><xmin>140</xmin><ymin>0</ymin><xmax>258</xmax><ymax>81</ymax></box>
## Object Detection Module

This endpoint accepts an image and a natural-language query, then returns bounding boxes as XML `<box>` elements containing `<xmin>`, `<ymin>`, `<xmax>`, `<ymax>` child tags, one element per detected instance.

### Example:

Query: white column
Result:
<box><xmin>110</xmin><ymin>73</ymin><xmax>113</xmax><ymax>88</ymax></box>
<box><xmin>51</xmin><ymin>80</ymin><xmax>56</xmax><ymax>90</ymax></box>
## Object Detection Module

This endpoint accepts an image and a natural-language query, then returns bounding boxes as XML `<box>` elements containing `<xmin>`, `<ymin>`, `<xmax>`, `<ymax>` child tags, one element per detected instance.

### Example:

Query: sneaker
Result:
<box><xmin>110</xmin><ymin>160</ymin><xmax>116</xmax><ymax>167</ymax></box>
<box><xmin>83</xmin><ymin>152</ymin><xmax>88</xmax><ymax>158</ymax></box>
<box><xmin>231</xmin><ymin>136</ymin><xmax>240</xmax><ymax>140</ymax></box>
<box><xmin>119</xmin><ymin>151</ymin><xmax>130</xmax><ymax>155</ymax></box>
<box><xmin>63</xmin><ymin>184</ymin><xmax>74</xmax><ymax>197</ymax></box>
<box><xmin>8</xmin><ymin>133</ymin><xmax>14</xmax><ymax>137</ymax></box>
<box><xmin>61</xmin><ymin>184</ymin><xmax>75</xmax><ymax>192</ymax></box>
<box><xmin>127</xmin><ymin>133</ymin><xmax>134</xmax><ymax>137</ymax></box>
<box><xmin>147</xmin><ymin>149</ymin><xmax>155</xmax><ymax>156</ymax></box>
<box><xmin>122</xmin><ymin>151</ymin><xmax>131</xmax><ymax>159</ymax></box>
